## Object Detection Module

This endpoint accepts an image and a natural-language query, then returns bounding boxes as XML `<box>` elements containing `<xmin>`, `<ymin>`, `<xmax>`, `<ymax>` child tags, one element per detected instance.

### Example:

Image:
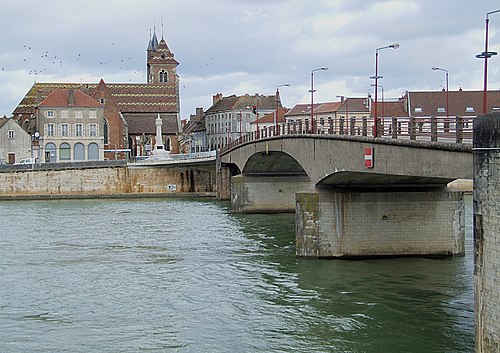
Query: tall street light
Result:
<box><xmin>432</xmin><ymin>67</ymin><xmax>449</xmax><ymax>119</ymax></box>
<box><xmin>275</xmin><ymin>83</ymin><xmax>290</xmax><ymax>135</ymax></box>
<box><xmin>372</xmin><ymin>43</ymin><xmax>399</xmax><ymax>137</ymax></box>
<box><xmin>310</xmin><ymin>67</ymin><xmax>328</xmax><ymax>133</ymax></box>
<box><xmin>476</xmin><ymin>9</ymin><xmax>500</xmax><ymax>114</ymax></box>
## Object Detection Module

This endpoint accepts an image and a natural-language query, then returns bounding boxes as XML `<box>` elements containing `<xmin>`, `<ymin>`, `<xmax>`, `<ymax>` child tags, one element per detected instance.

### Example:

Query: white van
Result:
<box><xmin>14</xmin><ymin>157</ymin><xmax>38</xmax><ymax>165</ymax></box>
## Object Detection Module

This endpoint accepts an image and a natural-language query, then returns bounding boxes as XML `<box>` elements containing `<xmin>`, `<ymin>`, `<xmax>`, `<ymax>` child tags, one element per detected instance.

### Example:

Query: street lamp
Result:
<box><xmin>310</xmin><ymin>67</ymin><xmax>328</xmax><ymax>133</ymax></box>
<box><xmin>432</xmin><ymin>67</ymin><xmax>449</xmax><ymax>118</ymax></box>
<box><xmin>275</xmin><ymin>83</ymin><xmax>290</xmax><ymax>135</ymax></box>
<box><xmin>476</xmin><ymin>9</ymin><xmax>500</xmax><ymax>114</ymax></box>
<box><xmin>372</xmin><ymin>43</ymin><xmax>399</xmax><ymax>137</ymax></box>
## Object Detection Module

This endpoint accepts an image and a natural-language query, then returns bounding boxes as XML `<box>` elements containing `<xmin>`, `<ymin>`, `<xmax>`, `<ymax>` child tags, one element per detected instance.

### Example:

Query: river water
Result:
<box><xmin>0</xmin><ymin>196</ymin><xmax>474</xmax><ymax>352</ymax></box>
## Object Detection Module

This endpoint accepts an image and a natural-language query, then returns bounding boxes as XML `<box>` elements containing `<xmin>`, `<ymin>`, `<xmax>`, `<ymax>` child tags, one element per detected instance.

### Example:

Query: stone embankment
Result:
<box><xmin>0</xmin><ymin>160</ymin><xmax>216</xmax><ymax>199</ymax></box>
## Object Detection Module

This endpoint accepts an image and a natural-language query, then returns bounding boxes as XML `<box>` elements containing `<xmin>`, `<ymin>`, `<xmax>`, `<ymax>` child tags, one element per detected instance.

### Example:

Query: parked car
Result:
<box><xmin>14</xmin><ymin>157</ymin><xmax>38</xmax><ymax>165</ymax></box>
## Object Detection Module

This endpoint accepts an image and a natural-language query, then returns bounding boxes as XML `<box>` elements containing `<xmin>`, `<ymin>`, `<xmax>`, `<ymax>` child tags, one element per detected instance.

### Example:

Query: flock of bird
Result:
<box><xmin>1</xmin><ymin>44</ymin><xmax>147</xmax><ymax>81</ymax></box>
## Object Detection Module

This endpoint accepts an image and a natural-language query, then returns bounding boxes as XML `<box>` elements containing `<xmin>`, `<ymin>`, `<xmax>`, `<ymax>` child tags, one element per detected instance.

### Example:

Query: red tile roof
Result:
<box><xmin>38</xmin><ymin>88</ymin><xmax>102</xmax><ymax>108</ymax></box>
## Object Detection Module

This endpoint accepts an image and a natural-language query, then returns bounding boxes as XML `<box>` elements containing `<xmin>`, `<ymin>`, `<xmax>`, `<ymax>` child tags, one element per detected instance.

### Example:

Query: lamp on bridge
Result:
<box><xmin>372</xmin><ymin>43</ymin><xmax>399</xmax><ymax>137</ymax></box>
<box><xmin>309</xmin><ymin>67</ymin><xmax>328</xmax><ymax>134</ymax></box>
<box><xmin>432</xmin><ymin>67</ymin><xmax>449</xmax><ymax>119</ymax></box>
<box><xmin>476</xmin><ymin>9</ymin><xmax>500</xmax><ymax>114</ymax></box>
<box><xmin>275</xmin><ymin>83</ymin><xmax>290</xmax><ymax>135</ymax></box>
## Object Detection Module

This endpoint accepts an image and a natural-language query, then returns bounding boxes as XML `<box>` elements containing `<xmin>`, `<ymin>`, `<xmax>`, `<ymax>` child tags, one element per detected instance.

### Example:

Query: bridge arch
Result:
<box><xmin>242</xmin><ymin>151</ymin><xmax>308</xmax><ymax>176</ymax></box>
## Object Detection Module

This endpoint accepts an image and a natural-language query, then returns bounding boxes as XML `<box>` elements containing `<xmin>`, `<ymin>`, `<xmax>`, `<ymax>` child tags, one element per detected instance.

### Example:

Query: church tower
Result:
<box><xmin>147</xmin><ymin>30</ymin><xmax>179</xmax><ymax>85</ymax></box>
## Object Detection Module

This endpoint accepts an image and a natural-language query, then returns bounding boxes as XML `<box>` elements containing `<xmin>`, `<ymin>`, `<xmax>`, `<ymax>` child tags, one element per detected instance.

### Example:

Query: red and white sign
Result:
<box><xmin>364</xmin><ymin>147</ymin><xmax>374</xmax><ymax>168</ymax></box>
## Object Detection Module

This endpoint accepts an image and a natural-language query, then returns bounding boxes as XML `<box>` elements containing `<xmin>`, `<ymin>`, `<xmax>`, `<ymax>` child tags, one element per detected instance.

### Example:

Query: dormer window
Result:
<box><xmin>437</xmin><ymin>107</ymin><xmax>446</xmax><ymax>113</ymax></box>
<box><xmin>159</xmin><ymin>70</ymin><xmax>168</xmax><ymax>83</ymax></box>
<box><xmin>414</xmin><ymin>107</ymin><xmax>423</xmax><ymax>113</ymax></box>
<box><xmin>466</xmin><ymin>107</ymin><xmax>475</xmax><ymax>113</ymax></box>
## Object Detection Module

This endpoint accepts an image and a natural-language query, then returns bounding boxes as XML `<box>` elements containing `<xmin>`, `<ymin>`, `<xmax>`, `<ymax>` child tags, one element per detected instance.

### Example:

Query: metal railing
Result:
<box><xmin>221</xmin><ymin>116</ymin><xmax>474</xmax><ymax>153</ymax></box>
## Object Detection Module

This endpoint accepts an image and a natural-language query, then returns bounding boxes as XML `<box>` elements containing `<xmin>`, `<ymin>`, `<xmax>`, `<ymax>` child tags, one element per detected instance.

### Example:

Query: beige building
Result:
<box><xmin>35</xmin><ymin>89</ymin><xmax>105</xmax><ymax>162</ymax></box>
<box><xmin>0</xmin><ymin>116</ymin><xmax>33</xmax><ymax>163</ymax></box>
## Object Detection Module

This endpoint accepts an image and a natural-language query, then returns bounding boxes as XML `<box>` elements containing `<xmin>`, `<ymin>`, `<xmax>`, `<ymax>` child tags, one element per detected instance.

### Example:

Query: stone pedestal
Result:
<box><xmin>474</xmin><ymin>113</ymin><xmax>500</xmax><ymax>353</ymax></box>
<box><xmin>296</xmin><ymin>188</ymin><xmax>465</xmax><ymax>258</ymax></box>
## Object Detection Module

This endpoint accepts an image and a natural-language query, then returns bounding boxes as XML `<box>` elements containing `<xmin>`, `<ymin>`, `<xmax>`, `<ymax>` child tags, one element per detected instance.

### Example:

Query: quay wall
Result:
<box><xmin>474</xmin><ymin>113</ymin><xmax>500</xmax><ymax>353</ymax></box>
<box><xmin>0</xmin><ymin>162</ymin><xmax>216</xmax><ymax>198</ymax></box>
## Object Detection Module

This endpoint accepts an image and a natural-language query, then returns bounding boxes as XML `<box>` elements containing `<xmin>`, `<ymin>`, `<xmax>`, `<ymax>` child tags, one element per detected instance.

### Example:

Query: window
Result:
<box><xmin>437</xmin><ymin>107</ymin><xmax>446</xmax><ymax>113</ymax></box>
<box><xmin>46</xmin><ymin>123</ymin><xmax>55</xmax><ymax>136</ymax></box>
<box><xmin>466</xmin><ymin>107</ymin><xmax>475</xmax><ymax>113</ymax></box>
<box><xmin>75</xmin><ymin>123</ymin><xmax>83</xmax><ymax>137</ymax></box>
<box><xmin>61</xmin><ymin>124</ymin><xmax>69</xmax><ymax>137</ymax></box>
<box><xmin>75</xmin><ymin>110</ymin><xmax>83</xmax><ymax>119</ymax></box>
<box><xmin>8</xmin><ymin>130</ymin><xmax>15</xmax><ymax>139</ymax></box>
<box><xmin>46</xmin><ymin>110</ymin><xmax>54</xmax><ymax>118</ymax></box>
<box><xmin>159</xmin><ymin>70</ymin><xmax>168</xmax><ymax>83</ymax></box>
<box><xmin>88</xmin><ymin>143</ymin><xmax>99</xmax><ymax>160</ymax></box>
<box><xmin>61</xmin><ymin>110</ymin><xmax>69</xmax><ymax>118</ymax></box>
<box><xmin>74</xmin><ymin>143</ymin><xmax>85</xmax><ymax>160</ymax></box>
<box><xmin>89</xmin><ymin>123</ymin><xmax>98</xmax><ymax>137</ymax></box>
<box><xmin>89</xmin><ymin>110</ymin><xmax>97</xmax><ymax>119</ymax></box>
<box><xmin>100</xmin><ymin>98</ymin><xmax>106</xmax><ymax>104</ymax></box>
<box><xmin>59</xmin><ymin>143</ymin><xmax>71</xmax><ymax>160</ymax></box>
<box><xmin>103</xmin><ymin>118</ymin><xmax>109</xmax><ymax>144</ymax></box>
<box><xmin>414</xmin><ymin>107</ymin><xmax>423</xmax><ymax>113</ymax></box>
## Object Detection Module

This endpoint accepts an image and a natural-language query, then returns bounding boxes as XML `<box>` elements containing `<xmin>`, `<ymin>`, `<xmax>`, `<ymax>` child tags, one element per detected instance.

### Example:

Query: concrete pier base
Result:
<box><xmin>296</xmin><ymin>188</ymin><xmax>465</xmax><ymax>258</ymax></box>
<box><xmin>474</xmin><ymin>113</ymin><xmax>500</xmax><ymax>353</ymax></box>
<box><xmin>231</xmin><ymin>174</ymin><xmax>311</xmax><ymax>213</ymax></box>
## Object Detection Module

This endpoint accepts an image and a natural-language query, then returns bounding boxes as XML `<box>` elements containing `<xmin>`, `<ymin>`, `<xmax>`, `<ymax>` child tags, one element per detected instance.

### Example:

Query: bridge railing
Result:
<box><xmin>221</xmin><ymin>116</ymin><xmax>473</xmax><ymax>153</ymax></box>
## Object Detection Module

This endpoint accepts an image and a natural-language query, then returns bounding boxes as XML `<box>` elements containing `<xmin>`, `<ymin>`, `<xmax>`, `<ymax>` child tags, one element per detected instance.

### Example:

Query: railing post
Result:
<box><xmin>456</xmin><ymin>116</ymin><xmax>463</xmax><ymax>143</ymax></box>
<box><xmin>328</xmin><ymin>119</ymin><xmax>333</xmax><ymax>134</ymax></box>
<box><xmin>409</xmin><ymin>117</ymin><xmax>416</xmax><ymax>140</ymax></box>
<box><xmin>362</xmin><ymin>117</ymin><xmax>367</xmax><ymax>136</ymax></box>
<box><xmin>350</xmin><ymin>117</ymin><xmax>355</xmax><ymax>135</ymax></box>
<box><xmin>431</xmin><ymin>116</ymin><xmax>437</xmax><ymax>142</ymax></box>
<box><xmin>339</xmin><ymin>118</ymin><xmax>344</xmax><ymax>135</ymax></box>
<box><xmin>391</xmin><ymin>117</ymin><xmax>398</xmax><ymax>139</ymax></box>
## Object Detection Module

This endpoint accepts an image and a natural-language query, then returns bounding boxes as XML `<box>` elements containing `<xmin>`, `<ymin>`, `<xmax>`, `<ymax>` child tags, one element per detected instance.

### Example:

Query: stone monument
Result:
<box><xmin>150</xmin><ymin>114</ymin><xmax>172</xmax><ymax>160</ymax></box>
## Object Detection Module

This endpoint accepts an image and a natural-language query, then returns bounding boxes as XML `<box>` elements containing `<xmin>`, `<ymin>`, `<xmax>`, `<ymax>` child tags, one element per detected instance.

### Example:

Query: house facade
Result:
<box><xmin>12</xmin><ymin>30</ymin><xmax>181</xmax><ymax>160</ymax></box>
<box><xmin>0</xmin><ymin>116</ymin><xmax>32</xmax><ymax>164</ymax></box>
<box><xmin>35</xmin><ymin>89</ymin><xmax>105</xmax><ymax>162</ymax></box>
<box><xmin>204</xmin><ymin>93</ymin><xmax>279</xmax><ymax>150</ymax></box>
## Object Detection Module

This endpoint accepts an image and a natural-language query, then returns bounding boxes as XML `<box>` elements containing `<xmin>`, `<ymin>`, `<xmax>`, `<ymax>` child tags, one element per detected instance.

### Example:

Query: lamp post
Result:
<box><xmin>372</xmin><ymin>43</ymin><xmax>399</xmax><ymax>137</ymax></box>
<box><xmin>476</xmin><ymin>10</ymin><xmax>500</xmax><ymax>114</ymax></box>
<box><xmin>432</xmin><ymin>67</ymin><xmax>449</xmax><ymax>118</ymax></box>
<box><xmin>310</xmin><ymin>67</ymin><xmax>328</xmax><ymax>133</ymax></box>
<box><xmin>275</xmin><ymin>83</ymin><xmax>290</xmax><ymax>135</ymax></box>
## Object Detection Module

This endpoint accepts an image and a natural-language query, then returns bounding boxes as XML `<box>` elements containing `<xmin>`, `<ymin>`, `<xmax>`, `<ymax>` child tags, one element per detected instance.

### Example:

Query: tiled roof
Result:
<box><xmin>123</xmin><ymin>113</ymin><xmax>178</xmax><ymax>134</ymax></box>
<box><xmin>285</xmin><ymin>103</ymin><xmax>317</xmax><ymax>116</ymax></box>
<box><xmin>13</xmin><ymin>81</ymin><xmax>179</xmax><ymax>116</ymax></box>
<box><xmin>406</xmin><ymin>90</ymin><xmax>500</xmax><ymax>117</ymax></box>
<box><xmin>316</xmin><ymin>102</ymin><xmax>342</xmax><ymax>114</ymax></box>
<box><xmin>204</xmin><ymin>94</ymin><xmax>280</xmax><ymax>114</ymax></box>
<box><xmin>338</xmin><ymin>98</ymin><xmax>371</xmax><ymax>113</ymax></box>
<box><xmin>251</xmin><ymin>108</ymin><xmax>290</xmax><ymax>124</ymax></box>
<box><xmin>377</xmin><ymin>100</ymin><xmax>408</xmax><ymax>118</ymax></box>
<box><xmin>38</xmin><ymin>88</ymin><xmax>102</xmax><ymax>108</ymax></box>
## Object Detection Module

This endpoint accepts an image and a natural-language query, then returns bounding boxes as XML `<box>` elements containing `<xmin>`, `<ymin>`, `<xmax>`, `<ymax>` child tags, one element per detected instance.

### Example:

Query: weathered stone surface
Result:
<box><xmin>296</xmin><ymin>188</ymin><xmax>465</xmax><ymax>258</ymax></box>
<box><xmin>474</xmin><ymin>113</ymin><xmax>500</xmax><ymax>353</ymax></box>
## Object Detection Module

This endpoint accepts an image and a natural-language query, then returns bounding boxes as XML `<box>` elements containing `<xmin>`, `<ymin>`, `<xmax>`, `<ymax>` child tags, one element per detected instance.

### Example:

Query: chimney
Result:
<box><xmin>68</xmin><ymin>89</ymin><xmax>75</xmax><ymax>106</ymax></box>
<box><xmin>195</xmin><ymin>107</ymin><xmax>204</xmax><ymax>120</ymax></box>
<box><xmin>213</xmin><ymin>93</ymin><xmax>223</xmax><ymax>105</ymax></box>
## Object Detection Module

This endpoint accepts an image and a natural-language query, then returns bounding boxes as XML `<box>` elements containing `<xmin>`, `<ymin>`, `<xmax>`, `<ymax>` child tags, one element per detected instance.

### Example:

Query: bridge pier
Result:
<box><xmin>296</xmin><ymin>188</ymin><xmax>465</xmax><ymax>258</ymax></box>
<box><xmin>474</xmin><ymin>113</ymin><xmax>500</xmax><ymax>352</ymax></box>
<box><xmin>231</xmin><ymin>174</ymin><xmax>311</xmax><ymax>213</ymax></box>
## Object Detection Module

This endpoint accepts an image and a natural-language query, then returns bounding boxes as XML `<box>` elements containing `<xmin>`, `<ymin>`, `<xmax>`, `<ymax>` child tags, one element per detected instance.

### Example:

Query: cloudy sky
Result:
<box><xmin>0</xmin><ymin>0</ymin><xmax>498</xmax><ymax>119</ymax></box>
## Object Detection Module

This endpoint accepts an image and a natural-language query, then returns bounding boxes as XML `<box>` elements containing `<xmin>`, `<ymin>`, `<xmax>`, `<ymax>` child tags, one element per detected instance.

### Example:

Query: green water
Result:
<box><xmin>0</xmin><ymin>197</ymin><xmax>474</xmax><ymax>352</ymax></box>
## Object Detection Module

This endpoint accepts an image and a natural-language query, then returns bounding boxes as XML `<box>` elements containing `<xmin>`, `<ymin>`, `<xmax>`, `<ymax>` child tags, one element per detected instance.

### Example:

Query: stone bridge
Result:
<box><xmin>218</xmin><ymin>134</ymin><xmax>472</xmax><ymax>258</ymax></box>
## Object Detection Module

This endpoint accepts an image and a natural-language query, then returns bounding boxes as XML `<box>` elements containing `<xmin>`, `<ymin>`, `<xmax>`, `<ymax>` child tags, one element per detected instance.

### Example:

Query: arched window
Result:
<box><xmin>88</xmin><ymin>143</ymin><xmax>99</xmax><ymax>160</ymax></box>
<box><xmin>74</xmin><ymin>143</ymin><xmax>85</xmax><ymax>161</ymax></box>
<box><xmin>159</xmin><ymin>70</ymin><xmax>168</xmax><ymax>83</ymax></box>
<box><xmin>103</xmin><ymin>118</ymin><xmax>109</xmax><ymax>145</ymax></box>
<box><xmin>59</xmin><ymin>143</ymin><xmax>71</xmax><ymax>161</ymax></box>
<box><xmin>45</xmin><ymin>143</ymin><xmax>57</xmax><ymax>163</ymax></box>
